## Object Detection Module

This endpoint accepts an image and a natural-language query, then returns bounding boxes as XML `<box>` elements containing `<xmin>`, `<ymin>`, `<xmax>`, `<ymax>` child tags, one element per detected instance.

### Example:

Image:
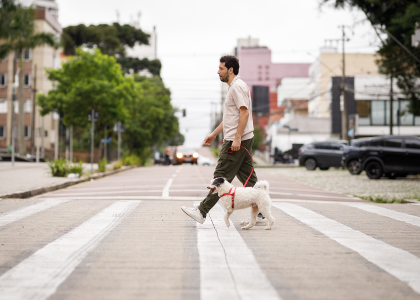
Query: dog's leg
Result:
<box><xmin>258</xmin><ymin>205</ymin><xmax>275</xmax><ymax>230</ymax></box>
<box><xmin>241</xmin><ymin>205</ymin><xmax>259</xmax><ymax>230</ymax></box>
<box><xmin>224</xmin><ymin>210</ymin><xmax>233</xmax><ymax>227</ymax></box>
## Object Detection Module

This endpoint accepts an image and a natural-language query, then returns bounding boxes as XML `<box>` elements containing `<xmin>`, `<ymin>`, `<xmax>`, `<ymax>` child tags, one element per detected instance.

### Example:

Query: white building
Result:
<box><xmin>353</xmin><ymin>74</ymin><xmax>420</xmax><ymax>136</ymax></box>
<box><xmin>269</xmin><ymin>116</ymin><xmax>334</xmax><ymax>153</ymax></box>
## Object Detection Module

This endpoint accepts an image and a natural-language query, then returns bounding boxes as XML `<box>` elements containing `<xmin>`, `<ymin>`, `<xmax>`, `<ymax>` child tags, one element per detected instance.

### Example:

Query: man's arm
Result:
<box><xmin>203</xmin><ymin>121</ymin><xmax>223</xmax><ymax>145</ymax></box>
<box><xmin>231</xmin><ymin>106</ymin><xmax>249</xmax><ymax>151</ymax></box>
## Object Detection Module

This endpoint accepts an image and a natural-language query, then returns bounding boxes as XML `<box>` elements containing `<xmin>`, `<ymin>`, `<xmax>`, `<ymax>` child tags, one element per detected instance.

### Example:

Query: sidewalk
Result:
<box><xmin>0</xmin><ymin>162</ymin><xmax>128</xmax><ymax>198</ymax></box>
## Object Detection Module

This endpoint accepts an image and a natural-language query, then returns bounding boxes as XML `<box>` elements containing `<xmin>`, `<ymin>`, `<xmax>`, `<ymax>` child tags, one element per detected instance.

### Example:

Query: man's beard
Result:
<box><xmin>219</xmin><ymin>73</ymin><xmax>229</xmax><ymax>83</ymax></box>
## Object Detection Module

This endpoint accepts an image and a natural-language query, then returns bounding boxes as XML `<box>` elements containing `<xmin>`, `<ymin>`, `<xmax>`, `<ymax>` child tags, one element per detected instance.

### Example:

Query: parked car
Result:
<box><xmin>271</xmin><ymin>147</ymin><xmax>294</xmax><ymax>164</ymax></box>
<box><xmin>341</xmin><ymin>138</ymin><xmax>371</xmax><ymax>175</ymax></box>
<box><xmin>173</xmin><ymin>147</ymin><xmax>198</xmax><ymax>164</ymax></box>
<box><xmin>357</xmin><ymin>136</ymin><xmax>420</xmax><ymax>179</ymax></box>
<box><xmin>298</xmin><ymin>141</ymin><xmax>346</xmax><ymax>170</ymax></box>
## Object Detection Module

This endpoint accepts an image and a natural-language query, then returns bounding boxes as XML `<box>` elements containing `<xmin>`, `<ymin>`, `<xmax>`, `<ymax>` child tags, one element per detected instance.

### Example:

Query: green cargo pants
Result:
<box><xmin>198</xmin><ymin>138</ymin><xmax>258</xmax><ymax>218</ymax></box>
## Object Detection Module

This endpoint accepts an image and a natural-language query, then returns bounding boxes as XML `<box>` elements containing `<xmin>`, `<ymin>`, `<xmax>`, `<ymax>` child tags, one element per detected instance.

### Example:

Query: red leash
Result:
<box><xmin>226</xmin><ymin>146</ymin><xmax>254</xmax><ymax>187</ymax></box>
<box><xmin>220</xmin><ymin>146</ymin><xmax>255</xmax><ymax>208</ymax></box>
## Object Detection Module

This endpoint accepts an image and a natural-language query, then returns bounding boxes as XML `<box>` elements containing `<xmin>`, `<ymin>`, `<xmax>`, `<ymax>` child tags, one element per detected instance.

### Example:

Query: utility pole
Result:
<box><xmin>36</xmin><ymin>127</ymin><xmax>40</xmax><ymax>163</ymax></box>
<box><xmin>339</xmin><ymin>25</ymin><xmax>350</xmax><ymax>142</ymax></box>
<box><xmin>390</xmin><ymin>75</ymin><xmax>393</xmax><ymax>135</ymax></box>
<box><xmin>65</xmin><ymin>126</ymin><xmax>69</xmax><ymax>161</ymax></box>
<box><xmin>117</xmin><ymin>122</ymin><xmax>121</xmax><ymax>161</ymax></box>
<box><xmin>41</xmin><ymin>115</ymin><xmax>44</xmax><ymax>158</ymax></box>
<box><xmin>90</xmin><ymin>109</ymin><xmax>95</xmax><ymax>172</ymax></box>
<box><xmin>31</xmin><ymin>65</ymin><xmax>37</xmax><ymax>156</ymax></box>
<box><xmin>70</xmin><ymin>126</ymin><xmax>73</xmax><ymax>162</ymax></box>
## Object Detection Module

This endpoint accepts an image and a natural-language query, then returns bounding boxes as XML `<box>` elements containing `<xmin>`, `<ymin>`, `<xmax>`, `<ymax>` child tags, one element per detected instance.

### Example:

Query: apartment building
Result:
<box><xmin>221</xmin><ymin>37</ymin><xmax>310</xmax><ymax>129</ymax></box>
<box><xmin>0</xmin><ymin>4</ymin><xmax>61</xmax><ymax>156</ymax></box>
<box><xmin>308</xmin><ymin>48</ymin><xmax>379</xmax><ymax>118</ymax></box>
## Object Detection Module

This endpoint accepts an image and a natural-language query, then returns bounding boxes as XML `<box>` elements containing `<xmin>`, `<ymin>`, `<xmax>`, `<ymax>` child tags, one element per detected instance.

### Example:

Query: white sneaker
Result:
<box><xmin>181</xmin><ymin>206</ymin><xmax>206</xmax><ymax>224</ymax></box>
<box><xmin>240</xmin><ymin>216</ymin><xmax>266</xmax><ymax>225</ymax></box>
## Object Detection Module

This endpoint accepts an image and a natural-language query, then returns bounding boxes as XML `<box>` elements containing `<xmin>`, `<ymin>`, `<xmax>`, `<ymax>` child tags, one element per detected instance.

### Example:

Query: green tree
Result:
<box><xmin>122</xmin><ymin>75</ymin><xmax>181</xmax><ymax>162</ymax></box>
<box><xmin>323</xmin><ymin>0</ymin><xmax>420</xmax><ymax>115</ymax></box>
<box><xmin>61</xmin><ymin>23</ymin><xmax>162</xmax><ymax>76</ymax></box>
<box><xmin>38</xmin><ymin>48</ymin><xmax>127</xmax><ymax>160</ymax></box>
<box><xmin>0</xmin><ymin>3</ymin><xmax>57</xmax><ymax>155</ymax></box>
<box><xmin>252</xmin><ymin>123</ymin><xmax>266</xmax><ymax>153</ymax></box>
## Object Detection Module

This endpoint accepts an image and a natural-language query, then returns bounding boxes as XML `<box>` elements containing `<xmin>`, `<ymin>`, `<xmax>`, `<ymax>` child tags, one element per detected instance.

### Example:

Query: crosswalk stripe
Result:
<box><xmin>0</xmin><ymin>199</ymin><xmax>71</xmax><ymax>227</ymax></box>
<box><xmin>0</xmin><ymin>200</ymin><xmax>140</xmax><ymax>300</ymax></box>
<box><xmin>341</xmin><ymin>203</ymin><xmax>420</xmax><ymax>227</ymax></box>
<box><xmin>272</xmin><ymin>203</ymin><xmax>420</xmax><ymax>295</ymax></box>
<box><xmin>162</xmin><ymin>178</ymin><xmax>173</xmax><ymax>197</ymax></box>
<box><xmin>195</xmin><ymin>202</ymin><xmax>281</xmax><ymax>300</ymax></box>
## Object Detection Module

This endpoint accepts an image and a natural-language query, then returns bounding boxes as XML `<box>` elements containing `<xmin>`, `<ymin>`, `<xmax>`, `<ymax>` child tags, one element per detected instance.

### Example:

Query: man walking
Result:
<box><xmin>181</xmin><ymin>55</ymin><xmax>264</xmax><ymax>225</ymax></box>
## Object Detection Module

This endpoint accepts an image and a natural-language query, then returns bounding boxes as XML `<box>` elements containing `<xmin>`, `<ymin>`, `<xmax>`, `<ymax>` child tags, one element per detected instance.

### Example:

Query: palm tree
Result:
<box><xmin>0</xmin><ymin>3</ymin><xmax>57</xmax><ymax>155</ymax></box>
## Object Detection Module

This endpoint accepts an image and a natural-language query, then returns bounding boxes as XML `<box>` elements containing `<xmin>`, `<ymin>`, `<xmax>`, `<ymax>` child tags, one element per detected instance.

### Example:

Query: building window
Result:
<box><xmin>15</xmin><ymin>49</ymin><xmax>32</xmax><ymax>61</ymax></box>
<box><xmin>357</xmin><ymin>99</ymin><xmax>418</xmax><ymax>126</ymax></box>
<box><xmin>356</xmin><ymin>100</ymin><xmax>370</xmax><ymax>125</ymax></box>
<box><xmin>0</xmin><ymin>74</ymin><xmax>7</xmax><ymax>87</ymax></box>
<box><xmin>0</xmin><ymin>125</ymin><xmax>5</xmax><ymax>139</ymax></box>
<box><xmin>24</xmin><ymin>74</ymin><xmax>31</xmax><ymax>87</ymax></box>
<box><xmin>24</xmin><ymin>126</ymin><xmax>30</xmax><ymax>139</ymax></box>
<box><xmin>0</xmin><ymin>99</ymin><xmax>7</xmax><ymax>113</ymax></box>
<box><xmin>24</xmin><ymin>99</ymin><xmax>32</xmax><ymax>113</ymax></box>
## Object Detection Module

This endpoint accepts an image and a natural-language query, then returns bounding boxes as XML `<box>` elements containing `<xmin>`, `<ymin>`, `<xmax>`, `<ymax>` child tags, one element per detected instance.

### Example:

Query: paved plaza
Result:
<box><xmin>0</xmin><ymin>164</ymin><xmax>419</xmax><ymax>299</ymax></box>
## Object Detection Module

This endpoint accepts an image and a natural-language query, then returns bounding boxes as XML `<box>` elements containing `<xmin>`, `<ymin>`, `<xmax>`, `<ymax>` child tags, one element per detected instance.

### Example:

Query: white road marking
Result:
<box><xmin>0</xmin><ymin>199</ymin><xmax>71</xmax><ymax>227</ymax></box>
<box><xmin>341</xmin><ymin>203</ymin><xmax>420</xmax><ymax>227</ymax></box>
<box><xmin>195</xmin><ymin>202</ymin><xmax>281</xmax><ymax>300</ymax></box>
<box><xmin>162</xmin><ymin>178</ymin><xmax>174</xmax><ymax>197</ymax></box>
<box><xmin>271</xmin><ymin>199</ymin><xmax>363</xmax><ymax>204</ymax></box>
<box><xmin>41</xmin><ymin>196</ymin><xmax>205</xmax><ymax>201</ymax></box>
<box><xmin>53</xmin><ymin>190</ymin><xmax>166</xmax><ymax>196</ymax></box>
<box><xmin>0</xmin><ymin>200</ymin><xmax>140</xmax><ymax>300</ymax></box>
<box><xmin>272</xmin><ymin>202</ymin><xmax>420</xmax><ymax>295</ymax></box>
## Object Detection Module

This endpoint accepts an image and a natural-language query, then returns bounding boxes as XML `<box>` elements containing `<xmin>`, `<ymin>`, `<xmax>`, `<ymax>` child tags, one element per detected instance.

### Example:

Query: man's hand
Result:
<box><xmin>203</xmin><ymin>133</ymin><xmax>216</xmax><ymax>145</ymax></box>
<box><xmin>231</xmin><ymin>137</ymin><xmax>241</xmax><ymax>151</ymax></box>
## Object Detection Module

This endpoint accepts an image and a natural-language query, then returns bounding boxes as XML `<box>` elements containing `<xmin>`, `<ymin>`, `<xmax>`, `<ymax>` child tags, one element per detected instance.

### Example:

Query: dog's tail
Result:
<box><xmin>253</xmin><ymin>180</ymin><xmax>269</xmax><ymax>192</ymax></box>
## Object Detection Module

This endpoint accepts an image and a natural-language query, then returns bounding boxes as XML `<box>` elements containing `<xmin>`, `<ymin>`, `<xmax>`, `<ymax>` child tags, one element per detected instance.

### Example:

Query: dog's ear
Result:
<box><xmin>212</xmin><ymin>177</ymin><xmax>225</xmax><ymax>187</ymax></box>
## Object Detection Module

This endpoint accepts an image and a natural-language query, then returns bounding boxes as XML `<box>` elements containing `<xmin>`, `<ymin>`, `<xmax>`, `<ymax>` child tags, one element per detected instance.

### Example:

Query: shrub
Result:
<box><xmin>122</xmin><ymin>155</ymin><xmax>141</xmax><ymax>166</ymax></box>
<box><xmin>98</xmin><ymin>158</ymin><xmax>107</xmax><ymax>172</ymax></box>
<box><xmin>68</xmin><ymin>161</ymin><xmax>84</xmax><ymax>176</ymax></box>
<box><xmin>48</xmin><ymin>159</ymin><xmax>84</xmax><ymax>177</ymax></box>
<box><xmin>113</xmin><ymin>160</ymin><xmax>122</xmax><ymax>170</ymax></box>
<box><xmin>48</xmin><ymin>159</ymin><xmax>69</xmax><ymax>177</ymax></box>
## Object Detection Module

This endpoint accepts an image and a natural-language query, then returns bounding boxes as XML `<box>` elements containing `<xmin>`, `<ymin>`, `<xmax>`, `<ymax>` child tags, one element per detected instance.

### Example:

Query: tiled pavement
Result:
<box><xmin>0</xmin><ymin>164</ymin><xmax>419</xmax><ymax>300</ymax></box>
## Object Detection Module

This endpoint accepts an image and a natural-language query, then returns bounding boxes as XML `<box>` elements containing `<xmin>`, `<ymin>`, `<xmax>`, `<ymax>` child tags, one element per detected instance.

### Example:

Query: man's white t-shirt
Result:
<box><xmin>223</xmin><ymin>75</ymin><xmax>254</xmax><ymax>141</ymax></box>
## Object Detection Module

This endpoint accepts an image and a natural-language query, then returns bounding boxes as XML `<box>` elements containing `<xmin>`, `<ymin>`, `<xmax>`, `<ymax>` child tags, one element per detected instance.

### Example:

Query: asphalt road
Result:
<box><xmin>1</xmin><ymin>164</ymin><xmax>419</xmax><ymax>300</ymax></box>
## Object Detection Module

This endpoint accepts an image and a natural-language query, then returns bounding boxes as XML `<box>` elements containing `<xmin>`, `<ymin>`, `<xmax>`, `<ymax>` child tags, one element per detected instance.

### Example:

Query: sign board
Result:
<box><xmin>252</xmin><ymin>86</ymin><xmax>269</xmax><ymax>114</ymax></box>
<box><xmin>88</xmin><ymin>110</ymin><xmax>99</xmax><ymax>121</ymax></box>
<box><xmin>101</xmin><ymin>137</ymin><xmax>112</xmax><ymax>144</ymax></box>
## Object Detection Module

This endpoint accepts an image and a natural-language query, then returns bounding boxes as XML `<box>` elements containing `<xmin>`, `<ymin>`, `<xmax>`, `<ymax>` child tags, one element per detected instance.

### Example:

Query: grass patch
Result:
<box><xmin>355</xmin><ymin>195</ymin><xmax>404</xmax><ymax>204</ymax></box>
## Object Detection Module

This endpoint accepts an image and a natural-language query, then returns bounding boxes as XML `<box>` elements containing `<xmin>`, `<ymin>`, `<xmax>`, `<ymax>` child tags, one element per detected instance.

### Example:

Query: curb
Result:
<box><xmin>0</xmin><ymin>166</ymin><xmax>135</xmax><ymax>199</ymax></box>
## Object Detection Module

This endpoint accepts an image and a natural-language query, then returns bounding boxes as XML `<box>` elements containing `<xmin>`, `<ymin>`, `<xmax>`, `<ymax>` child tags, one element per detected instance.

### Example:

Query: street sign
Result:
<box><xmin>113</xmin><ymin>123</ymin><xmax>125</xmax><ymax>133</ymax></box>
<box><xmin>88</xmin><ymin>110</ymin><xmax>99</xmax><ymax>121</ymax></box>
<box><xmin>101</xmin><ymin>137</ymin><xmax>112</xmax><ymax>143</ymax></box>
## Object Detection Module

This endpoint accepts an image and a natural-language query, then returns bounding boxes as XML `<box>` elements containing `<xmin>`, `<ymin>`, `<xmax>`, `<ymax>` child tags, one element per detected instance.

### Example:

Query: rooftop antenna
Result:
<box><xmin>116</xmin><ymin>10</ymin><xmax>120</xmax><ymax>23</ymax></box>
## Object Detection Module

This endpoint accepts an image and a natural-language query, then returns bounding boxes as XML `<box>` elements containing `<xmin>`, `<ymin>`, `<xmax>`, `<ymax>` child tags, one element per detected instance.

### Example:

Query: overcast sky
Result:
<box><xmin>54</xmin><ymin>0</ymin><xmax>380</xmax><ymax>147</ymax></box>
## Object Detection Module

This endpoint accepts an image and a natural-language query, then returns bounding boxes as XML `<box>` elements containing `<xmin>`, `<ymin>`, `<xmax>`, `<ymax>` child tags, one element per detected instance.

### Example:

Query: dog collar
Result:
<box><xmin>220</xmin><ymin>188</ymin><xmax>236</xmax><ymax>209</ymax></box>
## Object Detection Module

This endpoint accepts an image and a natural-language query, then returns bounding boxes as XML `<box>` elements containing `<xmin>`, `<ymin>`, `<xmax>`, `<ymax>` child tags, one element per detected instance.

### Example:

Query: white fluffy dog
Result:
<box><xmin>207</xmin><ymin>177</ymin><xmax>275</xmax><ymax>230</ymax></box>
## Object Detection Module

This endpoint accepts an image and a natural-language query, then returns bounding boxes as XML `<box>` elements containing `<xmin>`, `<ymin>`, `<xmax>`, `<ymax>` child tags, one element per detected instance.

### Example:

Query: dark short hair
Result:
<box><xmin>220</xmin><ymin>55</ymin><xmax>239</xmax><ymax>75</ymax></box>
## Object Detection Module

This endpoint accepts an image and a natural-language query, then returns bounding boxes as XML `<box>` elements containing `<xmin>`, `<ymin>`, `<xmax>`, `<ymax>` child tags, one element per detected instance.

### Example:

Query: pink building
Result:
<box><xmin>237</xmin><ymin>47</ymin><xmax>310</xmax><ymax>127</ymax></box>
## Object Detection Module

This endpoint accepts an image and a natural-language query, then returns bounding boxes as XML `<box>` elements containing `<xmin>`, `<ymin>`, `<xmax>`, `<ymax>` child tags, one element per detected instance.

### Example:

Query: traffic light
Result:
<box><xmin>182</xmin><ymin>109</ymin><xmax>186</xmax><ymax>117</ymax></box>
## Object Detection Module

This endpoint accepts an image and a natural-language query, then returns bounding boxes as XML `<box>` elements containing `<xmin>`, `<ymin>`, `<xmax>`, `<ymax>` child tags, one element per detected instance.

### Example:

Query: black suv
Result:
<box><xmin>342</xmin><ymin>138</ymin><xmax>371</xmax><ymax>175</ymax></box>
<box><xmin>298</xmin><ymin>141</ymin><xmax>346</xmax><ymax>170</ymax></box>
<box><xmin>356</xmin><ymin>136</ymin><xmax>420</xmax><ymax>179</ymax></box>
